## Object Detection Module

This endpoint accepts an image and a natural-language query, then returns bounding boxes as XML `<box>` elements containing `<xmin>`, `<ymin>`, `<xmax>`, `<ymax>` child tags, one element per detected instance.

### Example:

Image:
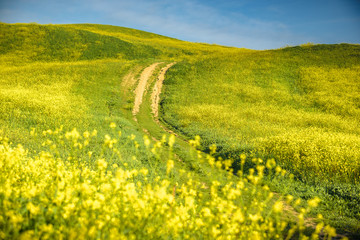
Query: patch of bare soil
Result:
<box><xmin>151</xmin><ymin>62</ymin><xmax>176</xmax><ymax>118</ymax></box>
<box><xmin>132</xmin><ymin>62</ymin><xmax>162</xmax><ymax>120</ymax></box>
<box><xmin>149</xmin><ymin>62</ymin><xmax>182</xmax><ymax>138</ymax></box>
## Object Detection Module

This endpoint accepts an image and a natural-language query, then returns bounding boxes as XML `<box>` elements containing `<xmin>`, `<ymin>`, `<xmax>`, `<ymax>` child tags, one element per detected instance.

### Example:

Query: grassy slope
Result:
<box><xmin>1</xmin><ymin>24</ymin><xmax>287</xmax><ymax>239</ymax></box>
<box><xmin>0</xmin><ymin>22</ymin><xmax>231</xmax><ymax>149</ymax></box>
<box><xmin>0</xmin><ymin>22</ymin><xmax>231</xmax><ymax>186</ymax></box>
<box><xmin>1</xmin><ymin>23</ymin><xmax>359</xmax><ymax>237</ymax></box>
<box><xmin>161</xmin><ymin>44</ymin><xmax>360</xmax><ymax>233</ymax></box>
<box><xmin>0</xmin><ymin>23</ymin><xmax>162</xmax><ymax>166</ymax></box>
<box><xmin>162</xmin><ymin>45</ymin><xmax>360</xmax><ymax>180</ymax></box>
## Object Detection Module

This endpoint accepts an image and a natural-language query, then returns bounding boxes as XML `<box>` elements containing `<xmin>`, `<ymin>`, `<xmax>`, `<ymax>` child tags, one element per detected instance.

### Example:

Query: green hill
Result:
<box><xmin>161</xmin><ymin>43</ymin><xmax>360</xmax><ymax>233</ymax></box>
<box><xmin>0</xmin><ymin>23</ymin><xmax>163</xmax><ymax>62</ymax></box>
<box><xmin>162</xmin><ymin>44</ymin><xmax>360</xmax><ymax>182</ymax></box>
<box><xmin>0</xmin><ymin>23</ymin><xmax>359</xmax><ymax>239</ymax></box>
<box><xmin>0</xmin><ymin>23</ymin><xmax>228</xmax><ymax>64</ymax></box>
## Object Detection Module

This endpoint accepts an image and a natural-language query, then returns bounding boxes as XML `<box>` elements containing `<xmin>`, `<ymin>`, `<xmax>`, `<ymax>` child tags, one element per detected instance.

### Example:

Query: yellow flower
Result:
<box><xmin>250</xmin><ymin>231</ymin><xmax>261</xmax><ymax>240</ymax></box>
<box><xmin>211</xmin><ymin>226</ymin><xmax>220</xmax><ymax>237</ymax></box>
<box><xmin>240</xmin><ymin>154</ymin><xmax>246</xmax><ymax>164</ymax></box>
<box><xmin>209</xmin><ymin>144</ymin><xmax>217</xmax><ymax>154</ymax></box>
<box><xmin>19</xmin><ymin>230</ymin><xmax>35</xmax><ymax>239</ymax></box>
<box><xmin>201</xmin><ymin>207</ymin><xmax>212</xmax><ymax>218</ymax></box>
<box><xmin>65</xmin><ymin>128</ymin><xmax>80</xmax><ymax>140</ymax></box>
<box><xmin>140</xmin><ymin>168</ymin><xmax>148</xmax><ymax>176</ymax></box>
<box><xmin>324</xmin><ymin>225</ymin><xmax>337</xmax><ymax>237</ymax></box>
<box><xmin>169</xmin><ymin>135</ymin><xmax>175</xmax><ymax>147</ymax></box>
<box><xmin>166</xmin><ymin>160</ymin><xmax>174</xmax><ymax>175</ymax></box>
<box><xmin>110</xmin><ymin>122</ymin><xmax>116</xmax><ymax>129</ymax></box>
<box><xmin>266</xmin><ymin>158</ymin><xmax>276</xmax><ymax>169</ymax></box>
<box><xmin>96</xmin><ymin>159</ymin><xmax>108</xmax><ymax>170</ymax></box>
<box><xmin>273</xmin><ymin>201</ymin><xmax>283</xmax><ymax>213</ymax></box>
<box><xmin>92</xmin><ymin>200</ymin><xmax>101</xmax><ymax>210</ymax></box>
<box><xmin>308</xmin><ymin>197</ymin><xmax>321</xmax><ymax>208</ymax></box>
<box><xmin>30</xmin><ymin>128</ymin><xmax>36</xmax><ymax>136</ymax></box>
<box><xmin>185</xmin><ymin>196</ymin><xmax>195</xmax><ymax>209</ymax></box>
<box><xmin>143</xmin><ymin>136</ymin><xmax>151</xmax><ymax>147</ymax></box>
<box><xmin>83</xmin><ymin>131</ymin><xmax>90</xmax><ymax>138</ymax></box>
<box><xmin>233</xmin><ymin>209</ymin><xmax>244</xmax><ymax>223</ymax></box>
<box><xmin>26</xmin><ymin>202</ymin><xmax>40</xmax><ymax>215</ymax></box>
<box><xmin>249</xmin><ymin>214</ymin><xmax>260</xmax><ymax>222</ymax></box>
<box><xmin>101</xmin><ymin>183</ymin><xmax>112</xmax><ymax>193</ymax></box>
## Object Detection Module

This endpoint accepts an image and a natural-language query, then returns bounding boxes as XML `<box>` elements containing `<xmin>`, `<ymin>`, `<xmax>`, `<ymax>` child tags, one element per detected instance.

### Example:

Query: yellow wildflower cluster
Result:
<box><xmin>258</xmin><ymin>128</ymin><xmax>360</xmax><ymax>183</ymax></box>
<box><xmin>0</xmin><ymin>129</ymin><xmax>339</xmax><ymax>239</ymax></box>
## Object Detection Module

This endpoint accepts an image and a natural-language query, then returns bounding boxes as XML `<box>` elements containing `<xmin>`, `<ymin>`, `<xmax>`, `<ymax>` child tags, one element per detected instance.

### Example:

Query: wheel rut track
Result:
<box><xmin>131</xmin><ymin>62</ymin><xmax>178</xmax><ymax>137</ymax></box>
<box><xmin>132</xmin><ymin>62</ymin><xmax>162</xmax><ymax>121</ymax></box>
<box><xmin>151</xmin><ymin>62</ymin><xmax>176</xmax><ymax>119</ymax></box>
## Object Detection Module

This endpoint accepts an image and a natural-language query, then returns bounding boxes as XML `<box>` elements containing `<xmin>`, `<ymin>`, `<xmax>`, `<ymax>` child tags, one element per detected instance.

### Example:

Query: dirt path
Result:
<box><xmin>151</xmin><ymin>62</ymin><xmax>176</xmax><ymax>118</ymax></box>
<box><xmin>132</xmin><ymin>62</ymin><xmax>162</xmax><ymax>121</ymax></box>
<box><xmin>150</xmin><ymin>62</ymin><xmax>182</xmax><ymax>138</ymax></box>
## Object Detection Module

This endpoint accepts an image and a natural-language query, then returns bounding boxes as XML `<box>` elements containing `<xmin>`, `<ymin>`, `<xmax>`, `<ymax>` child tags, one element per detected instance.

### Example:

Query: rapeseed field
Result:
<box><xmin>1</xmin><ymin>127</ymin><xmax>334</xmax><ymax>239</ymax></box>
<box><xmin>0</xmin><ymin>22</ymin><xmax>358</xmax><ymax>238</ymax></box>
<box><xmin>162</xmin><ymin>45</ymin><xmax>360</xmax><ymax>184</ymax></box>
<box><xmin>161</xmin><ymin>44</ymin><xmax>360</xmax><ymax>235</ymax></box>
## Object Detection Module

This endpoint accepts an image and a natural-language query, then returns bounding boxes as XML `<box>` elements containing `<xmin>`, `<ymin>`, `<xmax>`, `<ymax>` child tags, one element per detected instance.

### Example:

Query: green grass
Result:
<box><xmin>161</xmin><ymin>44</ymin><xmax>360</xmax><ymax>234</ymax></box>
<box><xmin>1</xmin><ymin>22</ymin><xmax>360</xmax><ymax>238</ymax></box>
<box><xmin>0</xmin><ymin>23</ymin><xmax>163</xmax><ymax>62</ymax></box>
<box><xmin>0</xmin><ymin>22</ymin><xmax>227</xmax><ymax>198</ymax></box>
<box><xmin>162</xmin><ymin>44</ymin><xmax>360</xmax><ymax>180</ymax></box>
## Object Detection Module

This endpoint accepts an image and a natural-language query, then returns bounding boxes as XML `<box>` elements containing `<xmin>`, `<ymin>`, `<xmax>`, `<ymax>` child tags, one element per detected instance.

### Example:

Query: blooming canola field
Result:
<box><xmin>0</xmin><ymin>23</ymin><xmax>359</xmax><ymax>238</ymax></box>
<box><xmin>1</xmin><ymin>126</ymin><xmax>331</xmax><ymax>239</ymax></box>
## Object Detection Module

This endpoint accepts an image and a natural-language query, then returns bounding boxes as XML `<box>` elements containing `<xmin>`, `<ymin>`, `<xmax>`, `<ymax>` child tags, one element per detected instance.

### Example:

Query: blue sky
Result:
<box><xmin>1</xmin><ymin>0</ymin><xmax>359</xmax><ymax>49</ymax></box>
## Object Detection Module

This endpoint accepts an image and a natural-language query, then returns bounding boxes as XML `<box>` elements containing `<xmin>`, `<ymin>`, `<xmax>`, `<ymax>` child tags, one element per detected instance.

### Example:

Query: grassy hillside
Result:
<box><xmin>162</xmin><ymin>44</ymin><xmax>360</xmax><ymax>182</ymax></box>
<box><xmin>0</xmin><ymin>22</ymin><xmax>233</xmax><ymax>150</ymax></box>
<box><xmin>65</xmin><ymin>24</ymin><xmax>239</xmax><ymax>58</ymax></box>
<box><xmin>0</xmin><ymin>23</ymin><xmax>231</xmax><ymax>65</ymax></box>
<box><xmin>161</xmin><ymin>43</ymin><xmax>360</xmax><ymax>232</ymax></box>
<box><xmin>0</xmin><ymin>23</ymin><xmax>191</xmax><ymax>172</ymax></box>
<box><xmin>0</xmin><ymin>23</ymin><xmax>162</xmax><ymax>63</ymax></box>
<box><xmin>0</xmin><ymin>22</ymin><xmax>358</xmax><ymax>238</ymax></box>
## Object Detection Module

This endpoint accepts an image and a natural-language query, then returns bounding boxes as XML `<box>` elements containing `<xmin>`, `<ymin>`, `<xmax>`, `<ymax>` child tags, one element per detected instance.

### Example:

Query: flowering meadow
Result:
<box><xmin>0</xmin><ymin>127</ymin><xmax>337</xmax><ymax>239</ymax></box>
<box><xmin>1</xmin><ymin>23</ymin><xmax>359</xmax><ymax>238</ymax></box>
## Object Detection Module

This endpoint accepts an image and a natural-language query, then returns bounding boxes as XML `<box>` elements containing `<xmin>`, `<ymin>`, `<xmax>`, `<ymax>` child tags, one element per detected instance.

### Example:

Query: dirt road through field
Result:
<box><xmin>132</xmin><ymin>62</ymin><xmax>162</xmax><ymax>121</ymax></box>
<box><xmin>151</xmin><ymin>62</ymin><xmax>176</xmax><ymax>118</ymax></box>
<box><xmin>128</xmin><ymin>62</ymin><xmax>326</xmax><ymax>234</ymax></box>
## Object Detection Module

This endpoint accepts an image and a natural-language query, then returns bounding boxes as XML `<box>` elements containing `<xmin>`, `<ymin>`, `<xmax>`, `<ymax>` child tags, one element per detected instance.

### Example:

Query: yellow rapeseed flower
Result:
<box><xmin>26</xmin><ymin>202</ymin><xmax>40</xmax><ymax>215</ymax></box>
<box><xmin>166</xmin><ymin>160</ymin><xmax>174</xmax><ymax>175</ymax></box>
<box><xmin>308</xmin><ymin>197</ymin><xmax>321</xmax><ymax>208</ymax></box>
<box><xmin>273</xmin><ymin>201</ymin><xmax>283</xmax><ymax>213</ymax></box>
<box><xmin>169</xmin><ymin>135</ymin><xmax>175</xmax><ymax>147</ymax></box>
<box><xmin>83</xmin><ymin>131</ymin><xmax>90</xmax><ymax>138</ymax></box>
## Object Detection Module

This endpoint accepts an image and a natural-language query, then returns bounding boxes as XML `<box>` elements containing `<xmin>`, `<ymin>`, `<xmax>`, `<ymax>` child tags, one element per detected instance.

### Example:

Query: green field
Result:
<box><xmin>162</xmin><ymin>44</ymin><xmax>360</xmax><ymax>232</ymax></box>
<box><xmin>162</xmin><ymin>45</ymin><xmax>360</xmax><ymax>182</ymax></box>
<box><xmin>0</xmin><ymin>23</ymin><xmax>359</xmax><ymax>239</ymax></box>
